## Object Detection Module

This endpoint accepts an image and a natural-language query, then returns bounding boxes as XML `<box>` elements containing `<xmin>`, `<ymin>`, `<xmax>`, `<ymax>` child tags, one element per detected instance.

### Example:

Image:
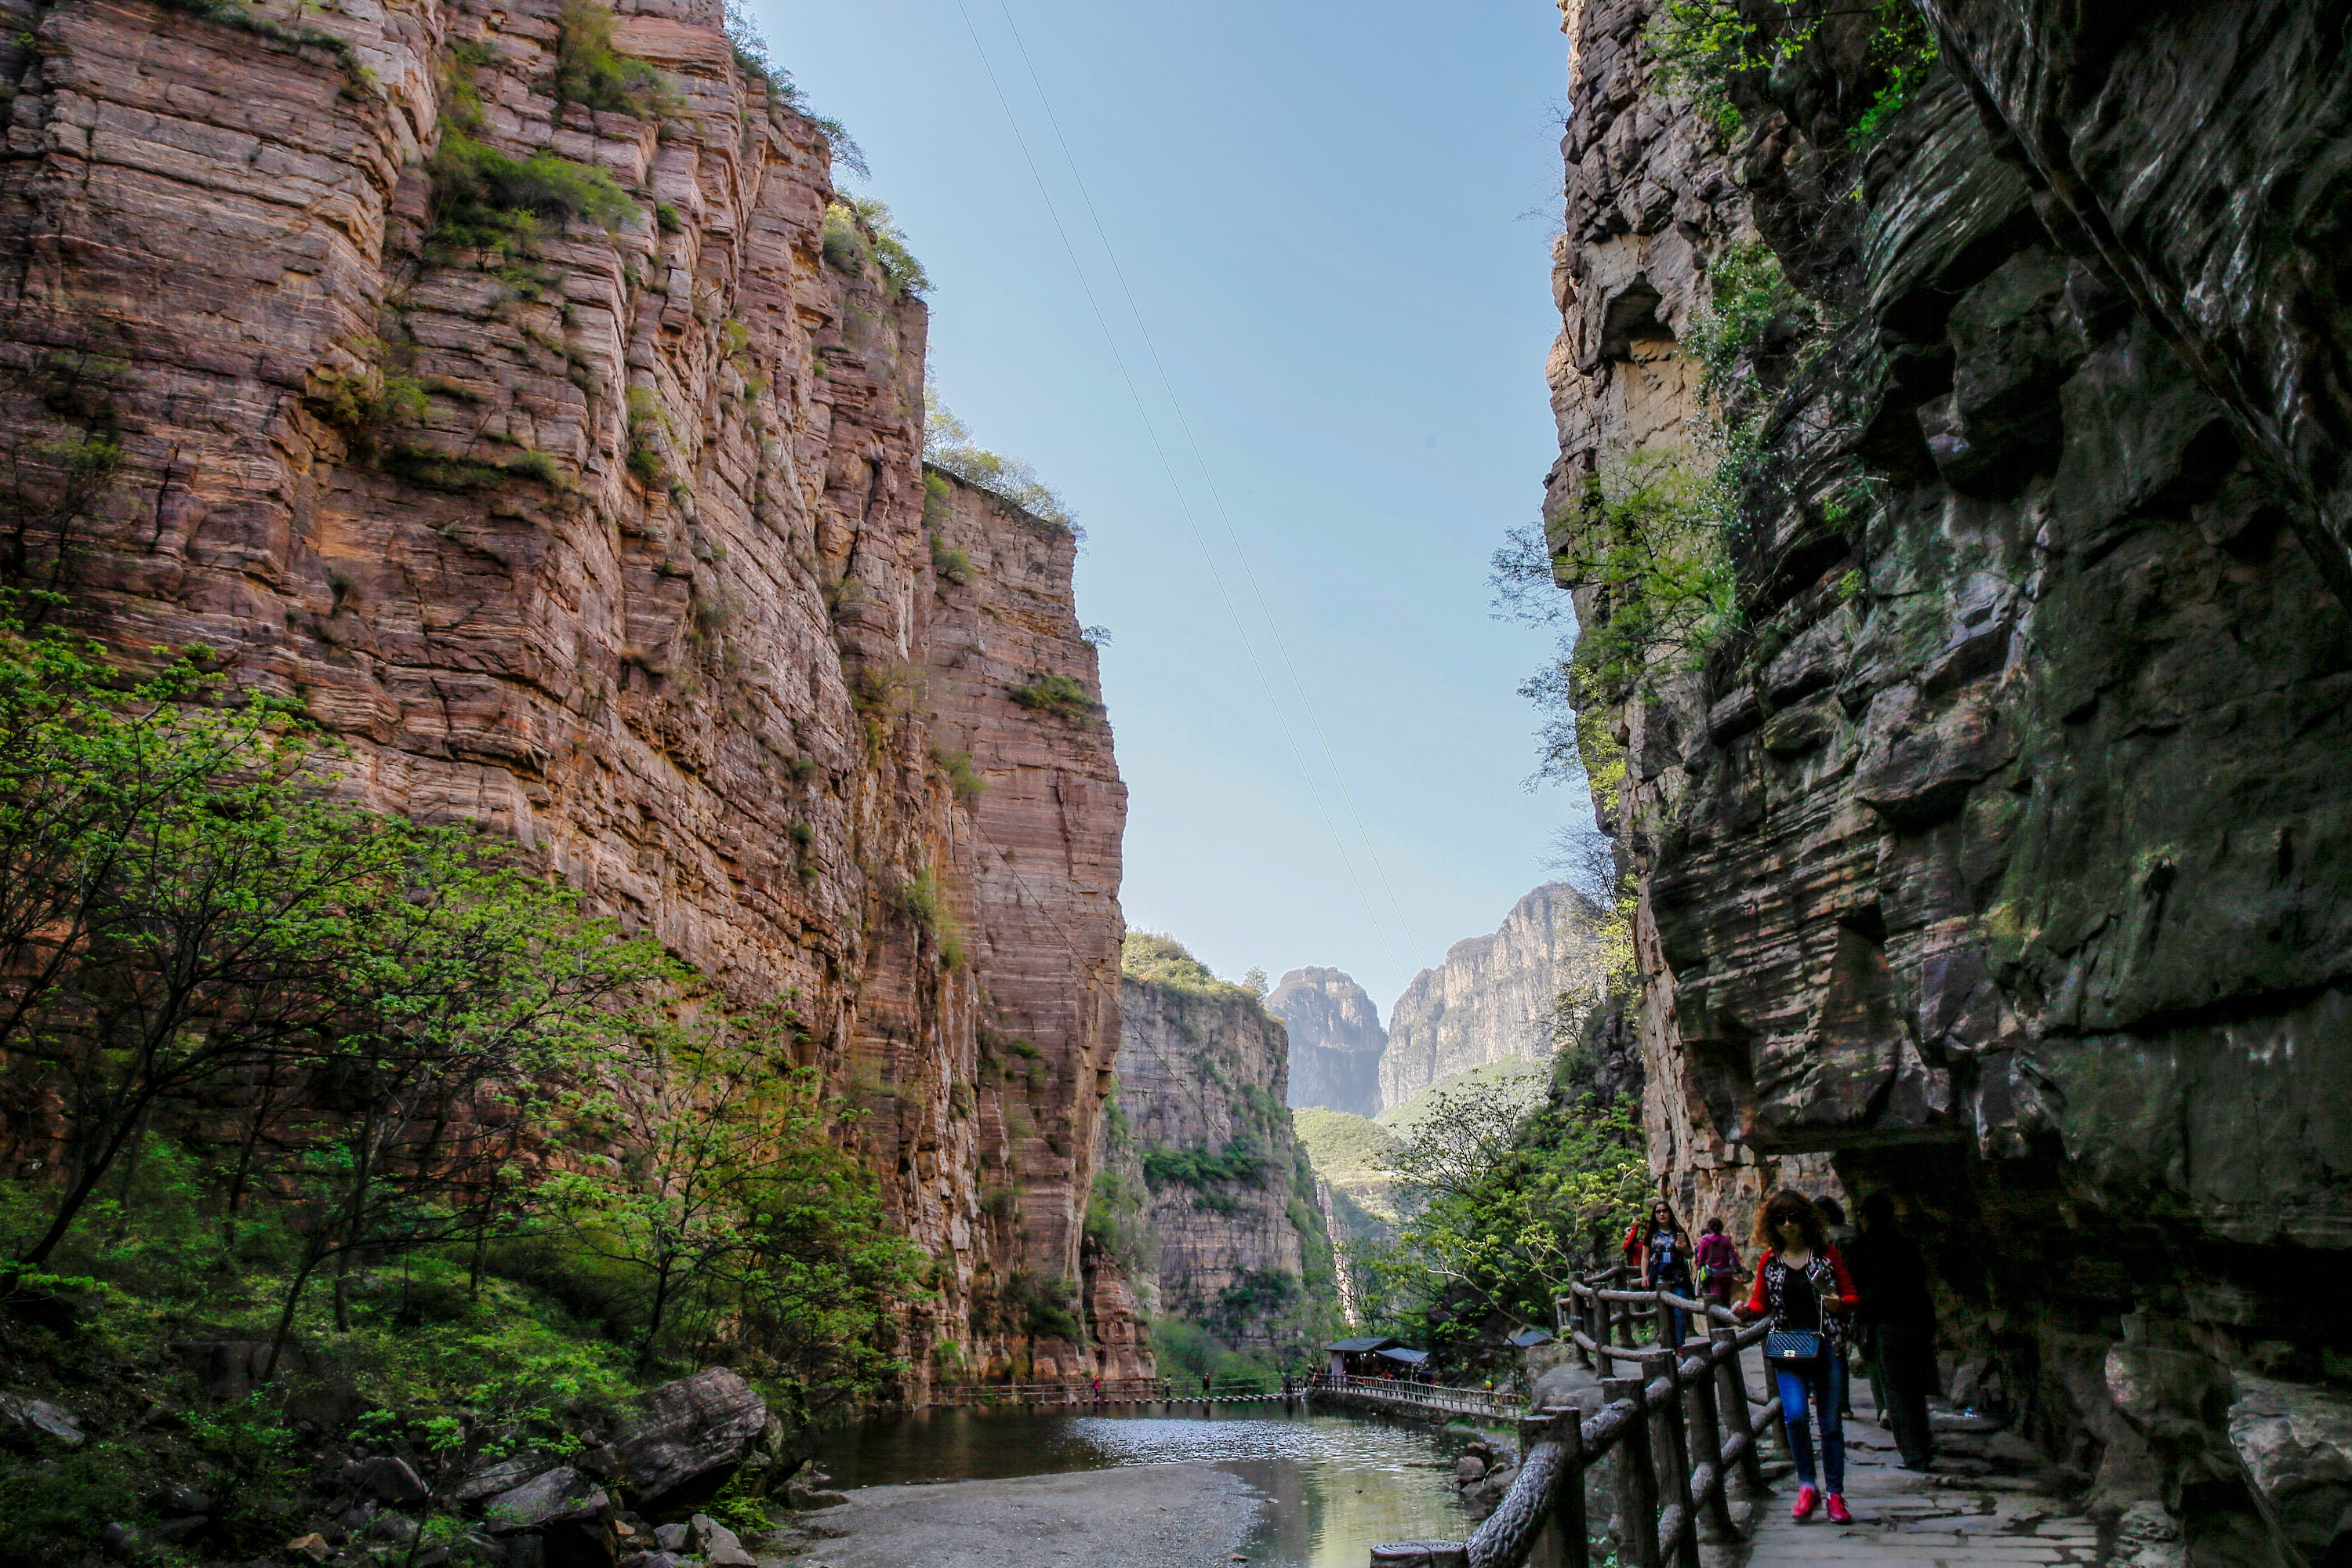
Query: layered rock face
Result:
<box><xmin>1112</xmin><ymin>953</ymin><xmax>1335</xmax><ymax>1352</ymax></box>
<box><xmin>0</xmin><ymin>0</ymin><xmax>1132</xmax><ymax>1386</ymax></box>
<box><xmin>1380</xmin><ymin>883</ymin><xmax>1610</xmax><ymax>1109</ymax></box>
<box><xmin>1545</xmin><ymin>0</ymin><xmax>2352</xmax><ymax>1555</ymax></box>
<box><xmin>1264</xmin><ymin>966</ymin><xmax>1385</xmax><ymax>1116</ymax></box>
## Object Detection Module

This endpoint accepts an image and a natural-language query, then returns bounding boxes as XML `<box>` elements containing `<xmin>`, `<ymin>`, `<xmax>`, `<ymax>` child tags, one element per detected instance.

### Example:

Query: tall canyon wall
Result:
<box><xmin>1546</xmin><ymin>1</ymin><xmax>2352</xmax><ymax>1561</ymax></box>
<box><xmin>1111</xmin><ymin>942</ymin><xmax>1338</xmax><ymax>1356</ymax></box>
<box><xmin>1380</xmin><ymin>883</ymin><xmax>1610</xmax><ymax>1109</ymax></box>
<box><xmin>0</xmin><ymin>0</ymin><xmax>1134</xmax><ymax>1388</ymax></box>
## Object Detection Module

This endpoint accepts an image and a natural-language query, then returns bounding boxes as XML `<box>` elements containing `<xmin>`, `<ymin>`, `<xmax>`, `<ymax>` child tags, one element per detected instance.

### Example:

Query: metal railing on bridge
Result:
<box><xmin>1369</xmin><ymin>1269</ymin><xmax>1784</xmax><ymax>1568</ymax></box>
<box><xmin>1305</xmin><ymin>1371</ymin><xmax>1519</xmax><ymax>1423</ymax></box>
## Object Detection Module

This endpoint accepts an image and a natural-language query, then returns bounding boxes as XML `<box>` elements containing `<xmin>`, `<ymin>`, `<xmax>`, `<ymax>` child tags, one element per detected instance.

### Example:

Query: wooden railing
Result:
<box><xmin>1368</xmin><ymin>1273</ymin><xmax>1784</xmax><ymax>1568</ymax></box>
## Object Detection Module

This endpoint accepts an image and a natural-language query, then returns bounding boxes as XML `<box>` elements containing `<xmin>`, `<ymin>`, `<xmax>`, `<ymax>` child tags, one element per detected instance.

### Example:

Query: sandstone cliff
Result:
<box><xmin>1380</xmin><ymin>883</ymin><xmax>1610</xmax><ymax>1110</ymax></box>
<box><xmin>1543</xmin><ymin>0</ymin><xmax>2352</xmax><ymax>1556</ymax></box>
<box><xmin>0</xmin><ymin>0</ymin><xmax>1134</xmax><ymax>1388</ymax></box>
<box><xmin>1112</xmin><ymin>936</ymin><xmax>1338</xmax><ymax>1355</ymax></box>
<box><xmin>1264</xmin><ymin>965</ymin><xmax>1385</xmax><ymax>1116</ymax></box>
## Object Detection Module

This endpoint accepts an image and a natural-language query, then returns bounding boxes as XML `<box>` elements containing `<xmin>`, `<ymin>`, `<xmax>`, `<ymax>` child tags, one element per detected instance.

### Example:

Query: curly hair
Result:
<box><xmin>1754</xmin><ymin>1189</ymin><xmax>1828</xmax><ymax>1252</ymax></box>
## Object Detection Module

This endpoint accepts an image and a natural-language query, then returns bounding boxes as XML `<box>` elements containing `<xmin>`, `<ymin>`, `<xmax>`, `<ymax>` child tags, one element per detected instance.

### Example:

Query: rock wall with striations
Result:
<box><xmin>1112</xmin><ymin>941</ymin><xmax>1336</xmax><ymax>1353</ymax></box>
<box><xmin>1264</xmin><ymin>965</ymin><xmax>1385</xmax><ymax>1116</ymax></box>
<box><xmin>1380</xmin><ymin>883</ymin><xmax>1610</xmax><ymax>1110</ymax></box>
<box><xmin>0</xmin><ymin>0</ymin><xmax>1134</xmax><ymax>1390</ymax></box>
<box><xmin>1544</xmin><ymin>0</ymin><xmax>2352</xmax><ymax>1558</ymax></box>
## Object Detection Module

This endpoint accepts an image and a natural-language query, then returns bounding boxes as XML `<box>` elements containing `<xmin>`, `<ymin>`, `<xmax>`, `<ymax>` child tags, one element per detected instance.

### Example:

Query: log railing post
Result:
<box><xmin>1604</xmin><ymin>1374</ymin><xmax>1661</xmax><ymax>1568</ymax></box>
<box><xmin>1682</xmin><ymin>1343</ymin><xmax>1735</xmax><ymax>1540</ymax></box>
<box><xmin>1552</xmin><ymin>1403</ymin><xmax>1590</xmax><ymax>1568</ymax></box>
<box><xmin>1654</xmin><ymin>1292</ymin><xmax>1676</xmax><ymax>1351</ymax></box>
<box><xmin>1642</xmin><ymin>1352</ymin><xmax>1702</xmax><ymax>1568</ymax></box>
<box><xmin>1711</xmin><ymin>1328</ymin><xmax>1767</xmax><ymax>1494</ymax></box>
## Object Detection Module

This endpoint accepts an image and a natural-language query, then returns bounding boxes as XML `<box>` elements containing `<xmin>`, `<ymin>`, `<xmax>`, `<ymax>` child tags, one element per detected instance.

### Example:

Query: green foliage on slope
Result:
<box><xmin>0</xmin><ymin>612</ymin><xmax>922</xmax><ymax>1556</ymax></box>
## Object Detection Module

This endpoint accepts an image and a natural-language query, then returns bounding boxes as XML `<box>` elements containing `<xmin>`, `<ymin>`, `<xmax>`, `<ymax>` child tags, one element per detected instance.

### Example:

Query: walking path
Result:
<box><xmin>1744</xmin><ymin>1383</ymin><xmax>2098</xmax><ymax>1568</ymax></box>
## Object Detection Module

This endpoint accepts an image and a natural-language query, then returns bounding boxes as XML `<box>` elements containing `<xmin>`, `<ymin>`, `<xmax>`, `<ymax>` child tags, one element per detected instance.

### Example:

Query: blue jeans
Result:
<box><xmin>1776</xmin><ymin>1352</ymin><xmax>1846</xmax><ymax>1493</ymax></box>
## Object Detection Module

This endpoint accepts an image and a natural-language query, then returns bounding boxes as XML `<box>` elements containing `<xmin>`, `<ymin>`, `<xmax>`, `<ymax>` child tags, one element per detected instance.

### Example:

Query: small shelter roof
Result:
<box><xmin>1508</xmin><ymin>1327</ymin><xmax>1555</xmax><ymax>1348</ymax></box>
<box><xmin>1377</xmin><ymin>1346</ymin><xmax>1431</xmax><ymax>1366</ymax></box>
<box><xmin>1327</xmin><ymin>1336</ymin><xmax>1402</xmax><ymax>1353</ymax></box>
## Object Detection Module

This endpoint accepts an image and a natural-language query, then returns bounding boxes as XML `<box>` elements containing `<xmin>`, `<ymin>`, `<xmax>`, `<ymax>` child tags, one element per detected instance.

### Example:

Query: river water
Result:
<box><xmin>818</xmin><ymin>1399</ymin><xmax>1483</xmax><ymax>1565</ymax></box>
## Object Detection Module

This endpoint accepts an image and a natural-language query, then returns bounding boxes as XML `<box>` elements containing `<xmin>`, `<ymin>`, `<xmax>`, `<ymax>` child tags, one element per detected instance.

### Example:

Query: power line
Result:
<box><xmin>988</xmin><ymin>0</ymin><xmax>1423</xmax><ymax>961</ymax></box>
<box><xmin>948</xmin><ymin>0</ymin><xmax>1402</xmax><ymax>967</ymax></box>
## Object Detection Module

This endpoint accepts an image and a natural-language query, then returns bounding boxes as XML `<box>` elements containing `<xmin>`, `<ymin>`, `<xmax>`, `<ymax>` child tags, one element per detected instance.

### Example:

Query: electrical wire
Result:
<box><xmin>988</xmin><ymin>0</ymin><xmax>1423</xmax><ymax>960</ymax></box>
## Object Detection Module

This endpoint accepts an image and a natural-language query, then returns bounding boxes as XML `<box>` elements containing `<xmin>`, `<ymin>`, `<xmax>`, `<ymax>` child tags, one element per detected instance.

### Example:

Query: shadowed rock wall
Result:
<box><xmin>1545</xmin><ymin>0</ymin><xmax>2352</xmax><ymax>1558</ymax></box>
<box><xmin>0</xmin><ymin>0</ymin><xmax>1135</xmax><ymax>1388</ymax></box>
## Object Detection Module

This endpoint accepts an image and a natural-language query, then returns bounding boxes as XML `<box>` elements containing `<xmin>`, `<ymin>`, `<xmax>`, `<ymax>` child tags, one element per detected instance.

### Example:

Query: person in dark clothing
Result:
<box><xmin>1843</xmin><ymin>1191</ymin><xmax>1937</xmax><ymax>1470</ymax></box>
<box><xmin>1815</xmin><ymin>1196</ymin><xmax>1860</xmax><ymax>1417</ymax></box>
<box><xmin>1635</xmin><ymin>1200</ymin><xmax>1697</xmax><ymax>1346</ymax></box>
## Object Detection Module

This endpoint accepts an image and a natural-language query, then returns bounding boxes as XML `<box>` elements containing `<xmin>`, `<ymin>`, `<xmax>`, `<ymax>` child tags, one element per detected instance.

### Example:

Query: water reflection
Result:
<box><xmin>818</xmin><ymin>1401</ymin><xmax>1477</xmax><ymax>1566</ymax></box>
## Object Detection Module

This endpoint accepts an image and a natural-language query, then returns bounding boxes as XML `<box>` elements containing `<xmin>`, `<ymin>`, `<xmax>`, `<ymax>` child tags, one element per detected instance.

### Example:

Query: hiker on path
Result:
<box><xmin>1696</xmin><ymin>1218</ymin><xmax>1743</xmax><ymax>1312</ymax></box>
<box><xmin>1845</xmin><ymin>1192</ymin><xmax>1938</xmax><ymax>1471</ymax></box>
<box><xmin>1635</xmin><ymin>1200</ymin><xmax>1697</xmax><ymax>1346</ymax></box>
<box><xmin>1817</xmin><ymin>1196</ymin><xmax>1861</xmax><ymax>1418</ymax></box>
<box><xmin>1737</xmin><ymin>1189</ymin><xmax>1858</xmax><ymax>1525</ymax></box>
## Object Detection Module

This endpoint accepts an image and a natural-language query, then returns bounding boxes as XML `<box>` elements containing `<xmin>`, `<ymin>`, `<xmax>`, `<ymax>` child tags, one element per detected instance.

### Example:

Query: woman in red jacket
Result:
<box><xmin>1738</xmin><ymin>1189</ymin><xmax>1858</xmax><ymax>1524</ymax></box>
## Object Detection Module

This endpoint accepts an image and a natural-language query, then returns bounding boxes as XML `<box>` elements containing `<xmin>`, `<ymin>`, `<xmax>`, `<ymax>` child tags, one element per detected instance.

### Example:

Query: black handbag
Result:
<box><xmin>1765</xmin><ymin>1330</ymin><xmax>1823</xmax><ymax>1362</ymax></box>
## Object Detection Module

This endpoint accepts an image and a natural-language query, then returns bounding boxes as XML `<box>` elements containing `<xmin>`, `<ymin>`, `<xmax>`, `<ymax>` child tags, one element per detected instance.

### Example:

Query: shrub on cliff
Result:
<box><xmin>821</xmin><ymin>198</ymin><xmax>931</xmax><ymax>299</ymax></box>
<box><xmin>426</xmin><ymin>132</ymin><xmax>636</xmax><ymax>252</ymax></box>
<box><xmin>548</xmin><ymin>0</ymin><xmax>679</xmax><ymax>119</ymax></box>
<box><xmin>1648</xmin><ymin>0</ymin><xmax>1940</xmax><ymax>147</ymax></box>
<box><xmin>924</xmin><ymin>395</ymin><xmax>1080</xmax><ymax>535</ymax></box>
<box><xmin>1142</xmin><ymin>1134</ymin><xmax>1271</xmax><ymax>1191</ymax></box>
<box><xmin>1010</xmin><ymin>671</ymin><xmax>1098</xmax><ymax>724</ymax></box>
<box><xmin>1120</xmin><ymin>931</ymin><xmax>1257</xmax><ymax>1002</ymax></box>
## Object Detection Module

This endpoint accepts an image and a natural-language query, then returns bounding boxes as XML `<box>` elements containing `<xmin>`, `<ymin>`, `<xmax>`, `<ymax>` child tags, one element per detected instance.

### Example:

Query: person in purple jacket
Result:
<box><xmin>1695</xmin><ymin>1217</ymin><xmax>1743</xmax><ymax>1312</ymax></box>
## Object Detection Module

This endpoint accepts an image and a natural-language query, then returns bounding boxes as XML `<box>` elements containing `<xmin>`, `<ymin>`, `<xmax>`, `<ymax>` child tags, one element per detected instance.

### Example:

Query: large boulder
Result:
<box><xmin>482</xmin><ymin>1466</ymin><xmax>608</xmax><ymax>1534</ymax></box>
<box><xmin>0</xmin><ymin>1391</ymin><xmax>84</xmax><ymax>1447</ymax></box>
<box><xmin>610</xmin><ymin>1369</ymin><xmax>768</xmax><ymax>1515</ymax></box>
<box><xmin>2228</xmin><ymin>1374</ymin><xmax>2352</xmax><ymax>1568</ymax></box>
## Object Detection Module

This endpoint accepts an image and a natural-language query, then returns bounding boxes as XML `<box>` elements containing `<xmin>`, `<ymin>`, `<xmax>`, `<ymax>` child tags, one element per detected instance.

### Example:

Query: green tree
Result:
<box><xmin>1378</xmin><ymin>1087</ymin><xmax>1650</xmax><ymax>1362</ymax></box>
<box><xmin>552</xmin><ymin>1003</ymin><xmax>927</xmax><ymax>1432</ymax></box>
<box><xmin>252</xmin><ymin>841</ymin><xmax>671</xmax><ymax>1374</ymax></box>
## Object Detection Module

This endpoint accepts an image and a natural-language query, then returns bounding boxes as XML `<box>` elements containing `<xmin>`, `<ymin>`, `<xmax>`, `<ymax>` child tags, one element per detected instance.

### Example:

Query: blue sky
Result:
<box><xmin>757</xmin><ymin>0</ymin><xmax>1582</xmax><ymax>1013</ymax></box>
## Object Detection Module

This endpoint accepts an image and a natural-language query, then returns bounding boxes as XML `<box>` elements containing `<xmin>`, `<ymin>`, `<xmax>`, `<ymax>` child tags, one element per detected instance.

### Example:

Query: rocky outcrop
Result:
<box><xmin>0</xmin><ymin>0</ymin><xmax>1131</xmax><ymax>1385</ymax></box>
<box><xmin>610</xmin><ymin>1367</ymin><xmax>768</xmax><ymax>1514</ymax></box>
<box><xmin>1543</xmin><ymin>0</ymin><xmax>2352</xmax><ymax>1557</ymax></box>
<box><xmin>1380</xmin><ymin>883</ymin><xmax>1610</xmax><ymax>1109</ymax></box>
<box><xmin>1112</xmin><ymin>939</ymin><xmax>1337</xmax><ymax>1351</ymax></box>
<box><xmin>1264</xmin><ymin>966</ymin><xmax>1385</xmax><ymax>1116</ymax></box>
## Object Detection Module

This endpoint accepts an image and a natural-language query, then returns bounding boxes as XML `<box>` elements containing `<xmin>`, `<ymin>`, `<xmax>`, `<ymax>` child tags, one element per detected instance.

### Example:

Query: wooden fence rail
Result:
<box><xmin>1368</xmin><ymin>1272</ymin><xmax>1785</xmax><ymax>1568</ymax></box>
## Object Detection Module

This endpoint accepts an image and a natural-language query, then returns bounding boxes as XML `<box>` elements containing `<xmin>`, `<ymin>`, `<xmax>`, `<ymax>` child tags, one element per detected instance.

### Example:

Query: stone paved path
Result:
<box><xmin>1743</xmin><ymin>1381</ymin><xmax>2099</xmax><ymax>1568</ymax></box>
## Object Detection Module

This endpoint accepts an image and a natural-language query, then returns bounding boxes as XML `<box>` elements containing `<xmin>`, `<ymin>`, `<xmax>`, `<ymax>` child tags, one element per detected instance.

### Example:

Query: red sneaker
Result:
<box><xmin>1792</xmin><ymin>1484</ymin><xmax>1820</xmax><ymax>1520</ymax></box>
<box><xmin>1827</xmin><ymin>1494</ymin><xmax>1852</xmax><ymax>1524</ymax></box>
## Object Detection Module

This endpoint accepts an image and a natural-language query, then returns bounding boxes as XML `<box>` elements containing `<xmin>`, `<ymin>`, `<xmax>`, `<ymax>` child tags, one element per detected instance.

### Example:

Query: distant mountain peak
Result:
<box><xmin>1265</xmin><ymin>967</ymin><xmax>1385</xmax><ymax>1116</ymax></box>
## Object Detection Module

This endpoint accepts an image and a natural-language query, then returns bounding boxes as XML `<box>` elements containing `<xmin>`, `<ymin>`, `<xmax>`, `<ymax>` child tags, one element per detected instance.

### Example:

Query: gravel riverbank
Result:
<box><xmin>786</xmin><ymin>1461</ymin><xmax>1265</xmax><ymax>1568</ymax></box>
